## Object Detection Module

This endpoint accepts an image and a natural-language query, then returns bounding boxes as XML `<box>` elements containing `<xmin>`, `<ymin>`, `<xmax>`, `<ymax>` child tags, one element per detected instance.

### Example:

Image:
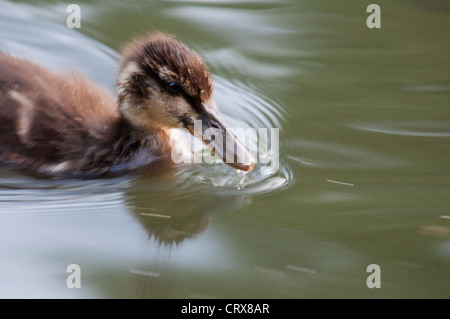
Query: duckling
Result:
<box><xmin>0</xmin><ymin>32</ymin><xmax>254</xmax><ymax>177</ymax></box>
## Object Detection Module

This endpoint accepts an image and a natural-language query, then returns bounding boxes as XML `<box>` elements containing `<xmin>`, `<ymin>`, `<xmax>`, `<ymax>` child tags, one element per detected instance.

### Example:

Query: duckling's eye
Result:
<box><xmin>168</xmin><ymin>81</ymin><xmax>181</xmax><ymax>94</ymax></box>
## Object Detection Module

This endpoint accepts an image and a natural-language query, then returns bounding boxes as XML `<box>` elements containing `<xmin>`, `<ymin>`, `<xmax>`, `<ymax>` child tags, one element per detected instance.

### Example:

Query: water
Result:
<box><xmin>0</xmin><ymin>0</ymin><xmax>449</xmax><ymax>298</ymax></box>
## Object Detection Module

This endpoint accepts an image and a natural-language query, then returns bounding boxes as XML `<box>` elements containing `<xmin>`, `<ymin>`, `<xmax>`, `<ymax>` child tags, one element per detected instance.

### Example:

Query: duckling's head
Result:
<box><xmin>116</xmin><ymin>32</ymin><xmax>254</xmax><ymax>172</ymax></box>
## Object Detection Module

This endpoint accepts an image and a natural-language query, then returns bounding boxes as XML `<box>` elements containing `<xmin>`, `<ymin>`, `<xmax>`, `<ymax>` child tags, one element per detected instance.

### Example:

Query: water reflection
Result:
<box><xmin>0</xmin><ymin>168</ymin><xmax>252</xmax><ymax>245</ymax></box>
<box><xmin>128</xmin><ymin>185</ymin><xmax>251</xmax><ymax>244</ymax></box>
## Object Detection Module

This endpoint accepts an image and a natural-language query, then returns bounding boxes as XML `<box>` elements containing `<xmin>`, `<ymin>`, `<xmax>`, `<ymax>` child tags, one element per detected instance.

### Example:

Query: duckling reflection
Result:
<box><xmin>133</xmin><ymin>204</ymin><xmax>212</xmax><ymax>244</ymax></box>
<box><xmin>125</xmin><ymin>186</ymin><xmax>252</xmax><ymax>298</ymax></box>
<box><xmin>0</xmin><ymin>32</ymin><xmax>254</xmax><ymax>177</ymax></box>
<box><xmin>126</xmin><ymin>178</ymin><xmax>252</xmax><ymax>244</ymax></box>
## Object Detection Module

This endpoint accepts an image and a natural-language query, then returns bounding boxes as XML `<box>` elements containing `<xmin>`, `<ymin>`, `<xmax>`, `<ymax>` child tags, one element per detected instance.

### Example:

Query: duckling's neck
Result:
<box><xmin>109</xmin><ymin>115</ymin><xmax>172</xmax><ymax>169</ymax></box>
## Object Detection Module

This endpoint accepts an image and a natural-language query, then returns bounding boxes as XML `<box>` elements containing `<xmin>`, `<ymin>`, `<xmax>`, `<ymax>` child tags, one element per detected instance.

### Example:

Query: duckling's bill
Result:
<box><xmin>186</xmin><ymin>101</ymin><xmax>255</xmax><ymax>172</ymax></box>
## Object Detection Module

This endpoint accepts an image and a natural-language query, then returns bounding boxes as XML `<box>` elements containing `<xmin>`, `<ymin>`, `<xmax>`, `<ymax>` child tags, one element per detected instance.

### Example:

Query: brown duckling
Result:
<box><xmin>0</xmin><ymin>32</ymin><xmax>255</xmax><ymax>177</ymax></box>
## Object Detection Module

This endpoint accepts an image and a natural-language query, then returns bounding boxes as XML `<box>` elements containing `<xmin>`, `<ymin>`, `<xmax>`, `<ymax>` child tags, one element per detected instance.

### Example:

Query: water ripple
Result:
<box><xmin>352</xmin><ymin>120</ymin><xmax>450</xmax><ymax>137</ymax></box>
<box><xmin>286</xmin><ymin>139</ymin><xmax>406</xmax><ymax>169</ymax></box>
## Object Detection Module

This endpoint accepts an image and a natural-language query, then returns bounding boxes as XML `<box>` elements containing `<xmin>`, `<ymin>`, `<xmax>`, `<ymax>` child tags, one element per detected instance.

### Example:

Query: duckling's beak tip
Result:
<box><xmin>244</xmin><ymin>161</ymin><xmax>255</xmax><ymax>172</ymax></box>
<box><xmin>230</xmin><ymin>158</ymin><xmax>255</xmax><ymax>172</ymax></box>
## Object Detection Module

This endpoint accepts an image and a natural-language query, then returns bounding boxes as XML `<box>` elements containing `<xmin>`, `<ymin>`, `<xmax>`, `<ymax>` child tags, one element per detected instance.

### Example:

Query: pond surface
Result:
<box><xmin>0</xmin><ymin>0</ymin><xmax>449</xmax><ymax>298</ymax></box>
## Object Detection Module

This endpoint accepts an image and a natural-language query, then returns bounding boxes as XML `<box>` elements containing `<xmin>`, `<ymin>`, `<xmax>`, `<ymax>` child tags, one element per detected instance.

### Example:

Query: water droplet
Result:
<box><xmin>236</xmin><ymin>169</ymin><xmax>247</xmax><ymax>190</ymax></box>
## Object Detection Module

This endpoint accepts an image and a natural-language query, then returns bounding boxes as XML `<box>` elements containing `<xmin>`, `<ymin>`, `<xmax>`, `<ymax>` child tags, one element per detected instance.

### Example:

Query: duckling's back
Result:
<box><xmin>0</xmin><ymin>53</ymin><xmax>123</xmax><ymax>176</ymax></box>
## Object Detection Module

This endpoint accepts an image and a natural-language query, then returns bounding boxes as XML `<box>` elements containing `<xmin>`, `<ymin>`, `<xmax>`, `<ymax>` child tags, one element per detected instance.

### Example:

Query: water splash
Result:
<box><xmin>236</xmin><ymin>170</ymin><xmax>247</xmax><ymax>190</ymax></box>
